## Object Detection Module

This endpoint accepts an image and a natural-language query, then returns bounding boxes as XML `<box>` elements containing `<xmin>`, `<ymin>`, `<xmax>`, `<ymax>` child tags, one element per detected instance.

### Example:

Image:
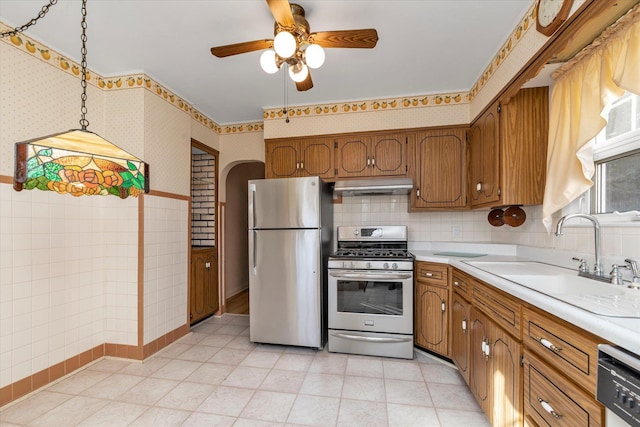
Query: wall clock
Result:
<box><xmin>536</xmin><ymin>0</ymin><xmax>574</xmax><ymax>36</ymax></box>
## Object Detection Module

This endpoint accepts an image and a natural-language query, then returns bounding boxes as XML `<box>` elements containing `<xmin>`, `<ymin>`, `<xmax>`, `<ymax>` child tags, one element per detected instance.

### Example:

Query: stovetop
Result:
<box><xmin>330</xmin><ymin>248</ymin><xmax>413</xmax><ymax>260</ymax></box>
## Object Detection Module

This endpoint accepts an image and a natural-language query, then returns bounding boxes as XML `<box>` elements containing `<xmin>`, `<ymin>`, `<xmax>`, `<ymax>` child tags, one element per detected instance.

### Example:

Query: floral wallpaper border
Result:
<box><xmin>2</xmin><ymin>2</ymin><xmax>535</xmax><ymax>128</ymax></box>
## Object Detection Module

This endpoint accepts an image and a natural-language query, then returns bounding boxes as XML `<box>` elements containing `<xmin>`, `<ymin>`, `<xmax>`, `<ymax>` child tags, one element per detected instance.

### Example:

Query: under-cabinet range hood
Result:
<box><xmin>333</xmin><ymin>178</ymin><xmax>413</xmax><ymax>196</ymax></box>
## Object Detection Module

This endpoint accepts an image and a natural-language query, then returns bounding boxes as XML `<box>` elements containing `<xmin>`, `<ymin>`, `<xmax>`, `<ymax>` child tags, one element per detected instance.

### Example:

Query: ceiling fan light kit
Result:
<box><xmin>211</xmin><ymin>0</ymin><xmax>378</xmax><ymax>92</ymax></box>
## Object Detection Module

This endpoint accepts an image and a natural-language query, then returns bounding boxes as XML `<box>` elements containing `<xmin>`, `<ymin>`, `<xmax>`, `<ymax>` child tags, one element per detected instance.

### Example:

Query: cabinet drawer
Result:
<box><xmin>523</xmin><ymin>350</ymin><xmax>604</xmax><ymax>427</ymax></box>
<box><xmin>452</xmin><ymin>269</ymin><xmax>472</xmax><ymax>300</ymax></box>
<box><xmin>523</xmin><ymin>306</ymin><xmax>600</xmax><ymax>395</ymax></box>
<box><xmin>472</xmin><ymin>279</ymin><xmax>521</xmax><ymax>339</ymax></box>
<box><xmin>415</xmin><ymin>262</ymin><xmax>448</xmax><ymax>286</ymax></box>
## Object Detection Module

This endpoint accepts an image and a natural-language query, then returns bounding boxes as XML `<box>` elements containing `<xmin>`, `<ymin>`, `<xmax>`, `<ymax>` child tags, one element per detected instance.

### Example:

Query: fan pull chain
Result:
<box><xmin>283</xmin><ymin>68</ymin><xmax>290</xmax><ymax>124</ymax></box>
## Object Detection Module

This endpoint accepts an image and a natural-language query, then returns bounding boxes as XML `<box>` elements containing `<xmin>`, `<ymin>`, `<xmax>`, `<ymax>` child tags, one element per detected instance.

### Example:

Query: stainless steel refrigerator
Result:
<box><xmin>248</xmin><ymin>176</ymin><xmax>333</xmax><ymax>349</ymax></box>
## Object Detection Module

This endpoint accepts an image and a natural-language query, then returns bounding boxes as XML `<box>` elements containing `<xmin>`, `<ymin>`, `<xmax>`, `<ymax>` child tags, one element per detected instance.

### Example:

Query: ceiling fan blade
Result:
<box><xmin>266</xmin><ymin>0</ymin><xmax>295</xmax><ymax>27</ymax></box>
<box><xmin>210</xmin><ymin>39</ymin><xmax>273</xmax><ymax>58</ymax></box>
<box><xmin>309</xmin><ymin>29</ymin><xmax>379</xmax><ymax>49</ymax></box>
<box><xmin>296</xmin><ymin>72</ymin><xmax>313</xmax><ymax>91</ymax></box>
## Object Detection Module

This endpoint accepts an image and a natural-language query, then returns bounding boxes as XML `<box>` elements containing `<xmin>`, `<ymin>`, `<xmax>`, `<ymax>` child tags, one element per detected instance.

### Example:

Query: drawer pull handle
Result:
<box><xmin>535</xmin><ymin>336</ymin><xmax>562</xmax><ymax>353</ymax></box>
<box><xmin>423</xmin><ymin>272</ymin><xmax>433</xmax><ymax>277</ymax></box>
<box><xmin>537</xmin><ymin>397</ymin><xmax>562</xmax><ymax>419</ymax></box>
<box><xmin>453</xmin><ymin>281</ymin><xmax>460</xmax><ymax>286</ymax></box>
<box><xmin>462</xmin><ymin>319</ymin><xmax>467</xmax><ymax>333</ymax></box>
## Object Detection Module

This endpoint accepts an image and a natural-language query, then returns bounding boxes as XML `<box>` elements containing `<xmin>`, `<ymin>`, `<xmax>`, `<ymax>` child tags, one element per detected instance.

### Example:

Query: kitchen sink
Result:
<box><xmin>463</xmin><ymin>260</ymin><xmax>640</xmax><ymax>318</ymax></box>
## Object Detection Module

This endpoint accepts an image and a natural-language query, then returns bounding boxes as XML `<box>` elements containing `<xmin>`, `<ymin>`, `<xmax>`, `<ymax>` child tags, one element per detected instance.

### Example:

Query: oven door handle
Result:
<box><xmin>329</xmin><ymin>271</ymin><xmax>412</xmax><ymax>280</ymax></box>
<box><xmin>330</xmin><ymin>331</ymin><xmax>413</xmax><ymax>344</ymax></box>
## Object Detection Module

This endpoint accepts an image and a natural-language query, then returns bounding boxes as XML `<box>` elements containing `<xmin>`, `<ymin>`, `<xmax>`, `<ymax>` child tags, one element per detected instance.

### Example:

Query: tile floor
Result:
<box><xmin>0</xmin><ymin>314</ymin><xmax>490</xmax><ymax>427</ymax></box>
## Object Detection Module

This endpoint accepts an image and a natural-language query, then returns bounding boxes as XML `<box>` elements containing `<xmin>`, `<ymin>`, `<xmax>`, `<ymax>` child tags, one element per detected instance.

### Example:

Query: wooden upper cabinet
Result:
<box><xmin>265</xmin><ymin>138</ymin><xmax>334</xmax><ymax>179</ymax></box>
<box><xmin>469</xmin><ymin>102</ymin><xmax>500</xmax><ymax>207</ymax></box>
<box><xmin>411</xmin><ymin>128</ymin><xmax>468</xmax><ymax>210</ymax></box>
<box><xmin>469</xmin><ymin>86</ymin><xmax>549</xmax><ymax>208</ymax></box>
<box><xmin>335</xmin><ymin>133</ymin><xmax>408</xmax><ymax>178</ymax></box>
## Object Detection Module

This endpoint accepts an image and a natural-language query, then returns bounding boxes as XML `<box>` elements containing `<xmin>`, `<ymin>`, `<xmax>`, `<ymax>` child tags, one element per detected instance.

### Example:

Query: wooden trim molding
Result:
<box><xmin>147</xmin><ymin>189</ymin><xmax>189</xmax><ymax>201</ymax></box>
<box><xmin>0</xmin><ymin>175</ymin><xmax>12</xmax><ymax>184</ymax></box>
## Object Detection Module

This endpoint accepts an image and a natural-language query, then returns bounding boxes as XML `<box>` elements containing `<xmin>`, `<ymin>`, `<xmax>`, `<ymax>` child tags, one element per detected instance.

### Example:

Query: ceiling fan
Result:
<box><xmin>210</xmin><ymin>0</ymin><xmax>379</xmax><ymax>91</ymax></box>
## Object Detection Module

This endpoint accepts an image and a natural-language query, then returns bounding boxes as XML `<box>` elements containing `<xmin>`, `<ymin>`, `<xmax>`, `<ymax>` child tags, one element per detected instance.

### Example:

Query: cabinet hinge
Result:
<box><xmin>405</xmin><ymin>165</ymin><xmax>408</xmax><ymax>172</ymax></box>
<box><xmin>520</xmin><ymin>355</ymin><xmax>524</xmax><ymax>366</ymax></box>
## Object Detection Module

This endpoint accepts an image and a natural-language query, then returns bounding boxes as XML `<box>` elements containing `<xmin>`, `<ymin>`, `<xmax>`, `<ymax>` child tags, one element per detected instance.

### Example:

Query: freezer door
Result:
<box><xmin>248</xmin><ymin>177</ymin><xmax>320</xmax><ymax>229</ymax></box>
<box><xmin>249</xmin><ymin>229</ymin><xmax>322</xmax><ymax>348</ymax></box>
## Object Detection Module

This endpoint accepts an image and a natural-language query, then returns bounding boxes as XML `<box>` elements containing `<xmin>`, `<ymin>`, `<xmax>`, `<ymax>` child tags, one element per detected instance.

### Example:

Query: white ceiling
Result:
<box><xmin>0</xmin><ymin>0</ymin><xmax>534</xmax><ymax>125</ymax></box>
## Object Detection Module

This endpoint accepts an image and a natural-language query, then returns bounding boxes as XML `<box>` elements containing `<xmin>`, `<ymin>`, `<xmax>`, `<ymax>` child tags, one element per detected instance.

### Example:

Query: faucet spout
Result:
<box><xmin>554</xmin><ymin>214</ymin><xmax>603</xmax><ymax>276</ymax></box>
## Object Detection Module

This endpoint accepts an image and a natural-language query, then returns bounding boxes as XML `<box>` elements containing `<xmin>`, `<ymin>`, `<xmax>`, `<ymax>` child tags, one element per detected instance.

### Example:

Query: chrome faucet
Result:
<box><xmin>555</xmin><ymin>214</ymin><xmax>604</xmax><ymax>277</ymax></box>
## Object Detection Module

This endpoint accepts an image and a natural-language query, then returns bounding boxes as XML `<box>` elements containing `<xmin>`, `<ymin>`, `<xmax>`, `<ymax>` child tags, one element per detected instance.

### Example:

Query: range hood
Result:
<box><xmin>333</xmin><ymin>178</ymin><xmax>414</xmax><ymax>196</ymax></box>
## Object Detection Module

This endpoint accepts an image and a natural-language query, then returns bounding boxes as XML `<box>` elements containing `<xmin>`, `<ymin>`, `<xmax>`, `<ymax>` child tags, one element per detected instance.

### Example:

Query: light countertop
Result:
<box><xmin>411</xmin><ymin>248</ymin><xmax>640</xmax><ymax>356</ymax></box>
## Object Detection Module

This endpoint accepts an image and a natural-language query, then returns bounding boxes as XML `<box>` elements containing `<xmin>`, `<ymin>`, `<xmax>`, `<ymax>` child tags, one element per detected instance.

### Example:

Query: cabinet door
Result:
<box><xmin>412</xmin><ymin>128</ymin><xmax>467</xmax><ymax>209</ymax></box>
<box><xmin>414</xmin><ymin>282</ymin><xmax>449</xmax><ymax>356</ymax></box>
<box><xmin>370</xmin><ymin>133</ymin><xmax>407</xmax><ymax>176</ymax></box>
<box><xmin>469</xmin><ymin>101</ymin><xmax>500</xmax><ymax>207</ymax></box>
<box><xmin>470</xmin><ymin>307</ymin><xmax>491</xmax><ymax>415</ymax></box>
<box><xmin>204</xmin><ymin>251</ymin><xmax>219</xmax><ymax>317</ymax></box>
<box><xmin>451</xmin><ymin>292</ymin><xmax>471</xmax><ymax>385</ymax></box>
<box><xmin>490</xmin><ymin>324</ymin><xmax>523</xmax><ymax>427</ymax></box>
<box><xmin>335</xmin><ymin>136</ymin><xmax>370</xmax><ymax>177</ymax></box>
<box><xmin>265</xmin><ymin>141</ymin><xmax>300</xmax><ymax>178</ymax></box>
<box><xmin>299</xmin><ymin>138</ymin><xmax>334</xmax><ymax>179</ymax></box>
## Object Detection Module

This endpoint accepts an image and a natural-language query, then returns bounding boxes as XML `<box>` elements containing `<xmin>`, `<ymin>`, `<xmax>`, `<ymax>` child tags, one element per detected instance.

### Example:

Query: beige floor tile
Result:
<box><xmin>176</xmin><ymin>344</ymin><xmax>221</xmax><ymax>362</ymax></box>
<box><xmin>342</xmin><ymin>376</ymin><xmax>386</xmax><ymax>402</ymax></box>
<box><xmin>436</xmin><ymin>408</ymin><xmax>491</xmax><ymax>427</ymax></box>
<box><xmin>427</xmin><ymin>383</ymin><xmax>482</xmax><ymax>411</ymax></box>
<box><xmin>129</xmin><ymin>407</ymin><xmax>191</xmax><ymax>426</ymax></box>
<box><xmin>84</xmin><ymin>373</ymin><xmax>144</xmax><ymax>399</ymax></box>
<box><xmin>185</xmin><ymin>362</ymin><xmax>235</xmax><ymax>385</ymax></box>
<box><xmin>286</xmin><ymin>394</ymin><xmax>340</xmax><ymax>427</ymax></box>
<box><xmin>0</xmin><ymin>391</ymin><xmax>71</xmax><ymax>425</ymax></box>
<box><xmin>181</xmin><ymin>412</ymin><xmax>236</xmax><ymax>426</ymax></box>
<box><xmin>76</xmin><ymin>401</ymin><xmax>149</xmax><ymax>427</ymax></box>
<box><xmin>239</xmin><ymin>327</ymin><xmax>251</xmax><ymax>336</ymax></box>
<box><xmin>200</xmin><ymin>333</ymin><xmax>236</xmax><ymax>347</ymax></box>
<box><xmin>221</xmin><ymin>366</ymin><xmax>270</xmax><ymax>389</ymax></box>
<box><xmin>228</xmin><ymin>315</ymin><xmax>250</xmax><ymax>326</ymax></box>
<box><xmin>118</xmin><ymin>356</ymin><xmax>171</xmax><ymax>377</ymax></box>
<box><xmin>299</xmin><ymin>372</ymin><xmax>344</xmax><ymax>398</ymax></box>
<box><xmin>272</xmin><ymin>353</ymin><xmax>313</xmax><ymax>372</ymax></box>
<box><xmin>176</xmin><ymin>331</ymin><xmax>209</xmax><ymax>345</ymax></box>
<box><xmin>387</xmin><ymin>403</ymin><xmax>440</xmax><ymax>427</ymax></box>
<box><xmin>155</xmin><ymin>343</ymin><xmax>192</xmax><ymax>358</ymax></box>
<box><xmin>233</xmin><ymin>418</ymin><xmax>285</xmax><ymax>427</ymax></box>
<box><xmin>420</xmin><ymin>363</ymin><xmax>465</xmax><ymax>385</ymax></box>
<box><xmin>308</xmin><ymin>354</ymin><xmax>347</xmax><ymax>375</ymax></box>
<box><xmin>155</xmin><ymin>382</ymin><xmax>216</xmax><ymax>411</ymax></box>
<box><xmin>151</xmin><ymin>359</ymin><xmax>202</xmax><ymax>381</ymax></box>
<box><xmin>118</xmin><ymin>377</ymin><xmax>180</xmax><ymax>405</ymax></box>
<box><xmin>240</xmin><ymin>350</ymin><xmax>282</xmax><ymax>369</ymax></box>
<box><xmin>208</xmin><ymin>347</ymin><xmax>252</xmax><ymax>365</ymax></box>
<box><xmin>240</xmin><ymin>390</ymin><xmax>296</xmax><ymax>423</ymax></box>
<box><xmin>217</xmin><ymin>324</ymin><xmax>248</xmax><ymax>335</ymax></box>
<box><xmin>196</xmin><ymin>385</ymin><xmax>254</xmax><ymax>416</ymax></box>
<box><xmin>385</xmin><ymin>378</ymin><xmax>432</xmax><ymax>406</ymax></box>
<box><xmin>253</xmin><ymin>343</ymin><xmax>287</xmax><ymax>353</ymax></box>
<box><xmin>259</xmin><ymin>369</ymin><xmax>306</xmax><ymax>393</ymax></box>
<box><xmin>225</xmin><ymin>335</ymin><xmax>257</xmax><ymax>351</ymax></box>
<box><xmin>337</xmin><ymin>398</ymin><xmax>388</xmax><ymax>427</ymax></box>
<box><xmin>345</xmin><ymin>356</ymin><xmax>384</xmax><ymax>378</ymax></box>
<box><xmin>30</xmin><ymin>396</ymin><xmax>109</xmax><ymax>427</ymax></box>
<box><xmin>46</xmin><ymin>369</ymin><xmax>111</xmax><ymax>395</ymax></box>
<box><xmin>382</xmin><ymin>360</ymin><xmax>424</xmax><ymax>381</ymax></box>
<box><xmin>87</xmin><ymin>358</ymin><xmax>131</xmax><ymax>373</ymax></box>
<box><xmin>191</xmin><ymin>322</ymin><xmax>223</xmax><ymax>334</ymax></box>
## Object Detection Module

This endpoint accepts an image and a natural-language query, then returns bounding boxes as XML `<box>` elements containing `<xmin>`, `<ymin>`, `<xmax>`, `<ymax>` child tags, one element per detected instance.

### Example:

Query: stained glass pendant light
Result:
<box><xmin>10</xmin><ymin>0</ymin><xmax>149</xmax><ymax>198</ymax></box>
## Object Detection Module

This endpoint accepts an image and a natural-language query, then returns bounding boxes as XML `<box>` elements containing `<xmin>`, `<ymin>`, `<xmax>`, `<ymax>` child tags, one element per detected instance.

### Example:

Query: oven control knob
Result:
<box><xmin>621</xmin><ymin>393</ymin><xmax>628</xmax><ymax>404</ymax></box>
<box><xmin>383</xmin><ymin>263</ymin><xmax>389</xmax><ymax>269</ymax></box>
<box><xmin>392</xmin><ymin>263</ymin><xmax>398</xmax><ymax>270</ymax></box>
<box><xmin>366</xmin><ymin>262</ymin><xmax>372</xmax><ymax>269</ymax></box>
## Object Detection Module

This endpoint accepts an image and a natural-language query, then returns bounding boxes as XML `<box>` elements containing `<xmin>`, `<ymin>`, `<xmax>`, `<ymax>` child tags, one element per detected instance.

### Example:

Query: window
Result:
<box><xmin>590</xmin><ymin>92</ymin><xmax>640</xmax><ymax>216</ymax></box>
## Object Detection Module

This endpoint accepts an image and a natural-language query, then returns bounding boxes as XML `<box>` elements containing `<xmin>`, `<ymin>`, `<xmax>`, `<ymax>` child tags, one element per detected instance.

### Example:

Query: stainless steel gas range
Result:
<box><xmin>327</xmin><ymin>225</ymin><xmax>415</xmax><ymax>359</ymax></box>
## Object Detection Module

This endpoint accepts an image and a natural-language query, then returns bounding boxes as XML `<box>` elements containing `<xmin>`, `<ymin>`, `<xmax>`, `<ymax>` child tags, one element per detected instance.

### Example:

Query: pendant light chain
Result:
<box><xmin>0</xmin><ymin>0</ymin><xmax>58</xmax><ymax>38</ymax></box>
<box><xmin>79</xmin><ymin>0</ymin><xmax>89</xmax><ymax>130</ymax></box>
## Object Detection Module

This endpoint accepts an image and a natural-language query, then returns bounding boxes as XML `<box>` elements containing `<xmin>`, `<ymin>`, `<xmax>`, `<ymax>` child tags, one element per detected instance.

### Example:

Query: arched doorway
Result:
<box><xmin>224</xmin><ymin>161</ymin><xmax>264</xmax><ymax>314</ymax></box>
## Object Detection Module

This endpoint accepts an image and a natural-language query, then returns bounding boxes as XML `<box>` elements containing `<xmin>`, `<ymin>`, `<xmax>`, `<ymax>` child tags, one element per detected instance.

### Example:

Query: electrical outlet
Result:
<box><xmin>452</xmin><ymin>225</ymin><xmax>461</xmax><ymax>239</ymax></box>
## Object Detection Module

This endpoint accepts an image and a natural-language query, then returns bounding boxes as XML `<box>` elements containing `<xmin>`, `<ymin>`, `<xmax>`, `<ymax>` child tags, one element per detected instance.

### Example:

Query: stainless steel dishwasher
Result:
<box><xmin>597</xmin><ymin>344</ymin><xmax>640</xmax><ymax>426</ymax></box>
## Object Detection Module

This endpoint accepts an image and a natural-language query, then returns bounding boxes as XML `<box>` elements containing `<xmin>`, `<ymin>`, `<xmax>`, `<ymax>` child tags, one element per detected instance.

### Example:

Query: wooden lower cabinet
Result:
<box><xmin>451</xmin><ymin>291</ymin><xmax>471</xmax><ymax>384</ymax></box>
<box><xmin>414</xmin><ymin>281</ymin><xmax>449</xmax><ymax>356</ymax></box>
<box><xmin>190</xmin><ymin>247</ymin><xmax>219</xmax><ymax>325</ymax></box>
<box><xmin>470</xmin><ymin>307</ymin><xmax>492</xmax><ymax>416</ymax></box>
<box><xmin>523</xmin><ymin>349</ymin><xmax>604</xmax><ymax>426</ymax></box>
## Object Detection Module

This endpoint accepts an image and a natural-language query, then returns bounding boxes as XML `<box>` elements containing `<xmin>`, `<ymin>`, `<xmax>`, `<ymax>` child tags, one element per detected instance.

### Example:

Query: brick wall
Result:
<box><xmin>191</xmin><ymin>153</ymin><xmax>216</xmax><ymax>246</ymax></box>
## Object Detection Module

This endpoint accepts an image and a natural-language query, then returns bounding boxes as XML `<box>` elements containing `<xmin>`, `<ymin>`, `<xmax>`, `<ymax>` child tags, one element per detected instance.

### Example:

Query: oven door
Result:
<box><xmin>328</xmin><ymin>269</ymin><xmax>413</xmax><ymax>334</ymax></box>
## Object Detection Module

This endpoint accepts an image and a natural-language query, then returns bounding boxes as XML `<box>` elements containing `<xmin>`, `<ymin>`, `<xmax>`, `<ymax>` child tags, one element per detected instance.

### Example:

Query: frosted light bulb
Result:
<box><xmin>260</xmin><ymin>50</ymin><xmax>279</xmax><ymax>74</ymax></box>
<box><xmin>304</xmin><ymin>44</ymin><xmax>325</xmax><ymax>69</ymax></box>
<box><xmin>274</xmin><ymin>31</ymin><xmax>296</xmax><ymax>59</ymax></box>
<box><xmin>288</xmin><ymin>63</ymin><xmax>309</xmax><ymax>82</ymax></box>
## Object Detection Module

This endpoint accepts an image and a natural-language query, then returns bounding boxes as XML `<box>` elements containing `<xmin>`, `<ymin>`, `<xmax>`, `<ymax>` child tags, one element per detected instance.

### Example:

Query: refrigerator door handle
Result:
<box><xmin>252</xmin><ymin>230</ymin><xmax>257</xmax><ymax>273</ymax></box>
<box><xmin>250</xmin><ymin>184</ymin><xmax>257</xmax><ymax>229</ymax></box>
<box><xmin>330</xmin><ymin>331</ymin><xmax>413</xmax><ymax>344</ymax></box>
<box><xmin>329</xmin><ymin>271</ymin><xmax>412</xmax><ymax>281</ymax></box>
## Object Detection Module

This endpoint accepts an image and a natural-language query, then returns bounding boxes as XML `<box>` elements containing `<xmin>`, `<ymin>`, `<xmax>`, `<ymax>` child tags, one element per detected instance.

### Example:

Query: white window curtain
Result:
<box><xmin>542</xmin><ymin>4</ymin><xmax>640</xmax><ymax>232</ymax></box>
